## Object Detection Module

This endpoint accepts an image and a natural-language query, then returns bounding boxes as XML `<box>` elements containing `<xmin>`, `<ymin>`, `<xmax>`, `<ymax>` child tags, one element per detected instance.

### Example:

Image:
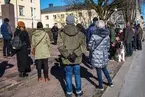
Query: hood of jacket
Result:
<box><xmin>63</xmin><ymin>25</ymin><xmax>79</xmax><ymax>36</ymax></box>
<box><xmin>33</xmin><ymin>29</ymin><xmax>45</xmax><ymax>36</ymax></box>
<box><xmin>95</xmin><ymin>28</ymin><xmax>110</xmax><ymax>38</ymax></box>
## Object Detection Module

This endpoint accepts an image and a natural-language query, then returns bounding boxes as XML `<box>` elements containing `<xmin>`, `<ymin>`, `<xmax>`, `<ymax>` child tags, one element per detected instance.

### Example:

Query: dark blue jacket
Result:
<box><xmin>1</xmin><ymin>23</ymin><xmax>11</xmax><ymax>40</ymax></box>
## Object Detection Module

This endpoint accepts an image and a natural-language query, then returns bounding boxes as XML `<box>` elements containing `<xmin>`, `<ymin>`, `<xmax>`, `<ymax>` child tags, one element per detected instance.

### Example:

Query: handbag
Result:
<box><xmin>32</xmin><ymin>32</ymin><xmax>46</xmax><ymax>55</ymax></box>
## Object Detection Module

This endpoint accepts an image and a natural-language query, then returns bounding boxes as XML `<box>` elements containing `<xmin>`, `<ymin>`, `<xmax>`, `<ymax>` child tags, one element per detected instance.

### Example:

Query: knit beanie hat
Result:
<box><xmin>66</xmin><ymin>15</ymin><xmax>75</xmax><ymax>25</ymax></box>
<box><xmin>17</xmin><ymin>21</ymin><xmax>25</xmax><ymax>28</ymax></box>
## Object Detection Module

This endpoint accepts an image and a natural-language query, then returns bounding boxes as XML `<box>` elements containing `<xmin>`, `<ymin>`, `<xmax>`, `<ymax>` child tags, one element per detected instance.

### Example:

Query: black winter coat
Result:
<box><xmin>14</xmin><ymin>29</ymin><xmax>31</xmax><ymax>72</ymax></box>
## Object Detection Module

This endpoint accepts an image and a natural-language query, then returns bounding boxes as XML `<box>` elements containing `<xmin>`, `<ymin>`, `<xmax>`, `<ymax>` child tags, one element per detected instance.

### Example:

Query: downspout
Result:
<box><xmin>16</xmin><ymin>0</ymin><xmax>18</xmax><ymax>23</ymax></box>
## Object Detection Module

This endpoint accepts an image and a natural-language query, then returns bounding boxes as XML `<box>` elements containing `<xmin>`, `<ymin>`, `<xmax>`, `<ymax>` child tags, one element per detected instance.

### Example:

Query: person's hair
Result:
<box><xmin>37</xmin><ymin>22</ymin><xmax>43</xmax><ymax>28</ymax></box>
<box><xmin>4</xmin><ymin>18</ymin><xmax>9</xmax><ymax>23</ymax></box>
<box><xmin>97</xmin><ymin>20</ymin><xmax>105</xmax><ymax>28</ymax></box>
<box><xmin>76</xmin><ymin>23</ymin><xmax>85</xmax><ymax>33</ymax></box>
<box><xmin>93</xmin><ymin>17</ymin><xmax>98</xmax><ymax>22</ymax></box>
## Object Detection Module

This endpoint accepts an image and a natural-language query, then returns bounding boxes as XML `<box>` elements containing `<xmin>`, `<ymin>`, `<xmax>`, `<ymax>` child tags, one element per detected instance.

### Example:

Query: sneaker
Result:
<box><xmin>45</xmin><ymin>77</ymin><xmax>50</xmax><ymax>82</ymax></box>
<box><xmin>108</xmin><ymin>83</ymin><xmax>113</xmax><ymax>87</ymax></box>
<box><xmin>76</xmin><ymin>91</ymin><xmax>83</xmax><ymax>97</ymax></box>
<box><xmin>98</xmin><ymin>88</ymin><xmax>104</xmax><ymax>91</ymax></box>
<box><xmin>65</xmin><ymin>94</ymin><xmax>72</xmax><ymax>97</ymax></box>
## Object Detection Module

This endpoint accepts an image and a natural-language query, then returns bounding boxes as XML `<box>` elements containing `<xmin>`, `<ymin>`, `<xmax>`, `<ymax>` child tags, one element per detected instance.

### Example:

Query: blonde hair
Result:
<box><xmin>97</xmin><ymin>20</ymin><xmax>105</xmax><ymax>28</ymax></box>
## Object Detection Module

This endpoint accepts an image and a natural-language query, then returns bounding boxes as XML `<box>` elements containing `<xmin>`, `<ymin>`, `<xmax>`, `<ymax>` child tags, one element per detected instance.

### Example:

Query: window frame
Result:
<box><xmin>19</xmin><ymin>5</ymin><xmax>24</xmax><ymax>16</ymax></box>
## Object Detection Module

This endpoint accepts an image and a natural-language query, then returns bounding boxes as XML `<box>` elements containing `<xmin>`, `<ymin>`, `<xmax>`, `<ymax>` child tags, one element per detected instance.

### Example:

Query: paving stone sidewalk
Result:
<box><xmin>0</xmin><ymin>45</ymin><xmax>122</xmax><ymax>97</ymax></box>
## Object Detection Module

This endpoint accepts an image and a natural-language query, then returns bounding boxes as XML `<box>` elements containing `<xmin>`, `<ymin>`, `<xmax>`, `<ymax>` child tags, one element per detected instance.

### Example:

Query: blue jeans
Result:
<box><xmin>64</xmin><ymin>65</ymin><xmax>82</xmax><ymax>95</ymax></box>
<box><xmin>96</xmin><ymin>67</ymin><xmax>112</xmax><ymax>88</ymax></box>
<box><xmin>126</xmin><ymin>42</ymin><xmax>133</xmax><ymax>56</ymax></box>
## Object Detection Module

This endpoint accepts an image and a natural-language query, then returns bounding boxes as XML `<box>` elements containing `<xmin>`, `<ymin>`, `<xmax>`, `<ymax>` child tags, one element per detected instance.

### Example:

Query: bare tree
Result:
<box><xmin>65</xmin><ymin>0</ymin><xmax>144</xmax><ymax>23</ymax></box>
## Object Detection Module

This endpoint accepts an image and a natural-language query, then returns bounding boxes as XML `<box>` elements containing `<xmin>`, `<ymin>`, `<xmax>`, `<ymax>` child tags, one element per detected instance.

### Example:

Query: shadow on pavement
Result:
<box><xmin>80</xmin><ymin>66</ymin><xmax>98</xmax><ymax>88</ymax></box>
<box><xmin>51</xmin><ymin>63</ymin><xmax>66</xmax><ymax>94</ymax></box>
<box><xmin>0</xmin><ymin>61</ymin><xmax>14</xmax><ymax>77</ymax></box>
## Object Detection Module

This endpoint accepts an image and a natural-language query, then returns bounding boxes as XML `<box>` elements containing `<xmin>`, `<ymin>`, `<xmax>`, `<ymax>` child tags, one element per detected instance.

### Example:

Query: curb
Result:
<box><xmin>101</xmin><ymin>51</ymin><xmax>137</xmax><ymax>97</ymax></box>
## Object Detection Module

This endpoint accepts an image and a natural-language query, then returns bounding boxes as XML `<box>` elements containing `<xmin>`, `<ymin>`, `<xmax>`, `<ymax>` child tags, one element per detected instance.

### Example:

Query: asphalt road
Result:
<box><xmin>119</xmin><ymin>43</ymin><xmax>145</xmax><ymax>97</ymax></box>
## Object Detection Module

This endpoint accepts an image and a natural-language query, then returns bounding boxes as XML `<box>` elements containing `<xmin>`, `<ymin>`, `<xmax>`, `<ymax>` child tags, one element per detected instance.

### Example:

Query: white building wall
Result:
<box><xmin>41</xmin><ymin>9</ymin><xmax>98</xmax><ymax>28</ymax></box>
<box><xmin>0</xmin><ymin>0</ymin><xmax>41</xmax><ymax>28</ymax></box>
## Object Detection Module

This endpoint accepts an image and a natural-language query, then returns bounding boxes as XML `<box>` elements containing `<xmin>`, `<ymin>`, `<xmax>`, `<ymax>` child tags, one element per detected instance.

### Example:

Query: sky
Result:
<box><xmin>41</xmin><ymin>0</ymin><xmax>145</xmax><ymax>21</ymax></box>
<box><xmin>40</xmin><ymin>0</ymin><xmax>65</xmax><ymax>9</ymax></box>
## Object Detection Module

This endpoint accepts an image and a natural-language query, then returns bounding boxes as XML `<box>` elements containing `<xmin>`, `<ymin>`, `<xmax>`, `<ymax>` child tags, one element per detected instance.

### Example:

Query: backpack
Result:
<box><xmin>11</xmin><ymin>32</ymin><xmax>23</xmax><ymax>50</ymax></box>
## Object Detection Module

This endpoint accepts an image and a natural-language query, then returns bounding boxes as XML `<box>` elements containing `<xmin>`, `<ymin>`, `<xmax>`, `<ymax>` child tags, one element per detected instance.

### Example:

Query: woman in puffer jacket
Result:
<box><xmin>88</xmin><ymin>20</ymin><xmax>113</xmax><ymax>90</ymax></box>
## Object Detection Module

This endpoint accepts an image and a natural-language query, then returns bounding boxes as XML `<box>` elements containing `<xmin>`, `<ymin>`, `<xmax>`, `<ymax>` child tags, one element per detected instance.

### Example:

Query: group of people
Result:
<box><xmin>109</xmin><ymin>22</ymin><xmax>144</xmax><ymax>61</ymax></box>
<box><xmin>1</xmin><ymin>15</ymin><xmax>143</xmax><ymax>97</ymax></box>
<box><xmin>52</xmin><ymin>16</ymin><xmax>113</xmax><ymax>97</ymax></box>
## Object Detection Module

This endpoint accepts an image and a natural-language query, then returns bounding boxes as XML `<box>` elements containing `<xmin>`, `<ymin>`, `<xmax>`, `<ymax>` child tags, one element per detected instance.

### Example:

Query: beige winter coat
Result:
<box><xmin>32</xmin><ymin>29</ymin><xmax>51</xmax><ymax>59</ymax></box>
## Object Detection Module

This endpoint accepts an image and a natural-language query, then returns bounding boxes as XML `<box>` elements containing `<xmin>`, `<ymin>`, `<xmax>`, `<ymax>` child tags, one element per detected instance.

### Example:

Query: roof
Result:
<box><xmin>41</xmin><ymin>5</ymin><xmax>71</xmax><ymax>14</ymax></box>
<box><xmin>41</xmin><ymin>4</ymin><xmax>87</xmax><ymax>14</ymax></box>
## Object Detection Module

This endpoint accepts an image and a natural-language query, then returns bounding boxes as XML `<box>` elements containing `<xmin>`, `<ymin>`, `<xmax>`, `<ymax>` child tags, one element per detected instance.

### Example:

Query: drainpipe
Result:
<box><xmin>16</xmin><ymin>0</ymin><xmax>18</xmax><ymax>23</ymax></box>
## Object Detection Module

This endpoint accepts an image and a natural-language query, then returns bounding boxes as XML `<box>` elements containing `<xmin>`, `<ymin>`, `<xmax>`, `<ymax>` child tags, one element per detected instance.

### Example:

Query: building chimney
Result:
<box><xmin>49</xmin><ymin>4</ymin><xmax>53</xmax><ymax>8</ymax></box>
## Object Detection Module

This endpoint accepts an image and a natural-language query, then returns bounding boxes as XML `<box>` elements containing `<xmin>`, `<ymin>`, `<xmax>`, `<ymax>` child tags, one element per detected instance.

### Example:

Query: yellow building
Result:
<box><xmin>41</xmin><ymin>4</ymin><xmax>98</xmax><ymax>28</ymax></box>
<box><xmin>0</xmin><ymin>0</ymin><xmax>41</xmax><ymax>28</ymax></box>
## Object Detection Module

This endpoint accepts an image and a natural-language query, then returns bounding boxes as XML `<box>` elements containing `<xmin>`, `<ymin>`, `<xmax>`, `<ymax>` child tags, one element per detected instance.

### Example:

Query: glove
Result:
<box><xmin>67</xmin><ymin>53</ymin><xmax>77</xmax><ymax>63</ymax></box>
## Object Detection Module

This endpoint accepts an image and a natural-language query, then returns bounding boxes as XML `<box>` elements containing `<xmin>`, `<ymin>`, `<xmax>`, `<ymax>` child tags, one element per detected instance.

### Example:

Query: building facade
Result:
<box><xmin>41</xmin><ymin>4</ymin><xmax>144</xmax><ymax>29</ymax></box>
<box><xmin>41</xmin><ymin>4</ymin><xmax>98</xmax><ymax>28</ymax></box>
<box><xmin>0</xmin><ymin>0</ymin><xmax>41</xmax><ymax>28</ymax></box>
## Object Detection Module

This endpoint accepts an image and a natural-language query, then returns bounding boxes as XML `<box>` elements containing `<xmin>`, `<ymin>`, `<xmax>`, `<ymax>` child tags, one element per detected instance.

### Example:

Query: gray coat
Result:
<box><xmin>89</xmin><ymin>28</ymin><xmax>110</xmax><ymax>68</ymax></box>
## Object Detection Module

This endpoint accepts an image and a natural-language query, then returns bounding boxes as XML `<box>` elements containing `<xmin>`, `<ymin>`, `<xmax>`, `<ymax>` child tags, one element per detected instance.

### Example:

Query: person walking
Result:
<box><xmin>124</xmin><ymin>22</ymin><xmax>133</xmax><ymax>56</ymax></box>
<box><xmin>14</xmin><ymin>21</ymin><xmax>31</xmax><ymax>77</ymax></box>
<box><xmin>32</xmin><ymin>22</ymin><xmax>51</xmax><ymax>82</ymax></box>
<box><xmin>58</xmin><ymin>15</ymin><xmax>86</xmax><ymax>97</ymax></box>
<box><xmin>1</xmin><ymin>18</ymin><xmax>13</xmax><ymax>58</ymax></box>
<box><xmin>136</xmin><ymin>24</ymin><xmax>143</xmax><ymax>50</ymax></box>
<box><xmin>51</xmin><ymin>23</ymin><xmax>59</xmax><ymax>45</ymax></box>
<box><xmin>88</xmin><ymin>20</ymin><xmax>113</xmax><ymax>90</ymax></box>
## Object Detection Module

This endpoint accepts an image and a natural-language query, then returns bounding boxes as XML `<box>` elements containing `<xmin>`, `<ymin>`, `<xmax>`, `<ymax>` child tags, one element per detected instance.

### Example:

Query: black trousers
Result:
<box><xmin>137</xmin><ymin>40</ymin><xmax>142</xmax><ymax>50</ymax></box>
<box><xmin>3</xmin><ymin>39</ymin><xmax>11</xmax><ymax>56</ymax></box>
<box><xmin>35</xmin><ymin>59</ymin><xmax>49</xmax><ymax>78</ymax></box>
<box><xmin>53</xmin><ymin>32</ymin><xmax>58</xmax><ymax>45</ymax></box>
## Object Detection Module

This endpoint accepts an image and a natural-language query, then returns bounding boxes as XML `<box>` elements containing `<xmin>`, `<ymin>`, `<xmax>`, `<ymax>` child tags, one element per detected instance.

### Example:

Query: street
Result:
<box><xmin>119</xmin><ymin>43</ymin><xmax>145</xmax><ymax>97</ymax></box>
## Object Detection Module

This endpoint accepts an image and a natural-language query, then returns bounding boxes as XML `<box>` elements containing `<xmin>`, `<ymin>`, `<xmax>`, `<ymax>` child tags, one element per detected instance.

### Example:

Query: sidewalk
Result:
<box><xmin>0</xmin><ymin>45</ymin><xmax>123</xmax><ymax>97</ymax></box>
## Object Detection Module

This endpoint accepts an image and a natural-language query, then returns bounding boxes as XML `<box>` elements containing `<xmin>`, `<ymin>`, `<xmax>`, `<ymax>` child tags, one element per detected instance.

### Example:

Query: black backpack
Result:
<box><xmin>11</xmin><ymin>32</ymin><xmax>23</xmax><ymax>50</ymax></box>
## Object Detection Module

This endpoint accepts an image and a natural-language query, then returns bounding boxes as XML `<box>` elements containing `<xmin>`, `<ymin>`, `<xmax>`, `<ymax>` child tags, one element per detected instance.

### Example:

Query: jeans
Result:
<box><xmin>96</xmin><ymin>67</ymin><xmax>112</xmax><ymax>88</ymax></box>
<box><xmin>64</xmin><ymin>64</ymin><xmax>82</xmax><ymax>95</ymax></box>
<box><xmin>126</xmin><ymin>42</ymin><xmax>133</xmax><ymax>56</ymax></box>
<box><xmin>35</xmin><ymin>59</ymin><xmax>49</xmax><ymax>78</ymax></box>
<box><xmin>3</xmin><ymin>39</ymin><xmax>11</xmax><ymax>56</ymax></box>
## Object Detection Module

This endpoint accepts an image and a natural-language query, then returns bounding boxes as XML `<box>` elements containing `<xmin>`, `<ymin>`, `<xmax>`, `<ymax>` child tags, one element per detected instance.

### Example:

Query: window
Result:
<box><xmin>53</xmin><ymin>15</ymin><xmax>56</xmax><ymax>19</ymax></box>
<box><xmin>61</xmin><ymin>14</ymin><xmax>64</xmax><ymax>18</ymax></box>
<box><xmin>19</xmin><ymin>5</ymin><xmax>24</xmax><ymax>16</ymax></box>
<box><xmin>45</xmin><ymin>16</ymin><xmax>49</xmax><ymax>20</ymax></box>
<box><xmin>31</xmin><ymin>7</ymin><xmax>33</xmax><ymax>17</ymax></box>
<box><xmin>79</xmin><ymin>12</ymin><xmax>82</xmax><ymax>17</ymax></box>
<box><xmin>46</xmin><ymin>24</ymin><xmax>49</xmax><ymax>28</ymax></box>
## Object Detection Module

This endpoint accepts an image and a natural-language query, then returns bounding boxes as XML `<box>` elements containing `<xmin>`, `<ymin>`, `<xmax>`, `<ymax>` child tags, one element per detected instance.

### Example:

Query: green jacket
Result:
<box><xmin>138</xmin><ymin>27</ymin><xmax>143</xmax><ymax>40</ymax></box>
<box><xmin>58</xmin><ymin>25</ymin><xmax>86</xmax><ymax>65</ymax></box>
<box><xmin>32</xmin><ymin>29</ymin><xmax>51</xmax><ymax>59</ymax></box>
<box><xmin>110</xmin><ymin>27</ymin><xmax>116</xmax><ymax>43</ymax></box>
